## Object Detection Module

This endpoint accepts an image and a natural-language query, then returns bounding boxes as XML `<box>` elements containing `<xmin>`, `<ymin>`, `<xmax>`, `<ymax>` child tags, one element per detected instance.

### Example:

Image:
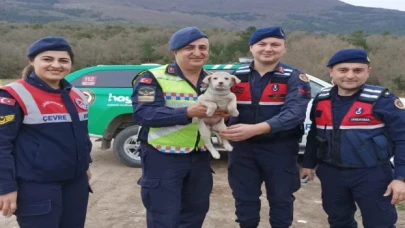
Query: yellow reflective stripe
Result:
<box><xmin>165</xmin><ymin>100</ymin><xmax>193</xmax><ymax>108</ymax></box>
<box><xmin>148</xmin><ymin>123</ymin><xmax>199</xmax><ymax>148</ymax></box>
<box><xmin>154</xmin><ymin>74</ymin><xmax>183</xmax><ymax>81</ymax></box>
<box><xmin>148</xmin><ymin>125</ymin><xmax>187</xmax><ymax>141</ymax></box>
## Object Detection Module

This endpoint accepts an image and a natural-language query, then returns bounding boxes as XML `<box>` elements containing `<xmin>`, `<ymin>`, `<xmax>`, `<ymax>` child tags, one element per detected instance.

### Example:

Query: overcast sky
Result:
<box><xmin>340</xmin><ymin>0</ymin><xmax>405</xmax><ymax>11</ymax></box>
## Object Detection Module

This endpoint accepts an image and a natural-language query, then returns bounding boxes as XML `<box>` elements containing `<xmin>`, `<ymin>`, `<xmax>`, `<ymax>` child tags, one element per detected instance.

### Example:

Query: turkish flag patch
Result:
<box><xmin>0</xmin><ymin>97</ymin><xmax>16</xmax><ymax>106</ymax></box>
<box><xmin>297</xmin><ymin>86</ymin><xmax>311</xmax><ymax>98</ymax></box>
<box><xmin>140</xmin><ymin>78</ymin><xmax>152</xmax><ymax>84</ymax></box>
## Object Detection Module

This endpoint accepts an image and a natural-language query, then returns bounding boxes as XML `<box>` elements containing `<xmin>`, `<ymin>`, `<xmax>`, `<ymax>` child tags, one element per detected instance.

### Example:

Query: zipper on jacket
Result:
<box><xmin>332</xmin><ymin>129</ymin><xmax>343</xmax><ymax>165</ymax></box>
<box><xmin>250</xmin><ymin>74</ymin><xmax>271</xmax><ymax>123</ymax></box>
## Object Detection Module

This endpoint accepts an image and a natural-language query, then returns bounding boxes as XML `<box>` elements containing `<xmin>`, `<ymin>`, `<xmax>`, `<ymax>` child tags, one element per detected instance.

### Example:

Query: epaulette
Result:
<box><xmin>273</xmin><ymin>67</ymin><xmax>294</xmax><ymax>78</ymax></box>
<box><xmin>358</xmin><ymin>84</ymin><xmax>386</xmax><ymax>103</ymax></box>
<box><xmin>234</xmin><ymin>65</ymin><xmax>251</xmax><ymax>76</ymax></box>
<box><xmin>316</xmin><ymin>86</ymin><xmax>333</xmax><ymax>100</ymax></box>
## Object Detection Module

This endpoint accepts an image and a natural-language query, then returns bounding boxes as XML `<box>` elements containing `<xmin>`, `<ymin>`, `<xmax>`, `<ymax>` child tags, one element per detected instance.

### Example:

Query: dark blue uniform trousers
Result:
<box><xmin>228</xmin><ymin>139</ymin><xmax>301</xmax><ymax>228</ymax></box>
<box><xmin>15</xmin><ymin>174</ymin><xmax>90</xmax><ymax>228</ymax></box>
<box><xmin>316</xmin><ymin>162</ymin><xmax>397</xmax><ymax>228</ymax></box>
<box><xmin>138</xmin><ymin>144</ymin><xmax>213</xmax><ymax>228</ymax></box>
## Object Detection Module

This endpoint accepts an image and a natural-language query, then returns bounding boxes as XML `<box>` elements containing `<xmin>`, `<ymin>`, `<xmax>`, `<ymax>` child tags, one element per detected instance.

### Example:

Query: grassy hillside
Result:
<box><xmin>1</xmin><ymin>0</ymin><xmax>404</xmax><ymax>33</ymax></box>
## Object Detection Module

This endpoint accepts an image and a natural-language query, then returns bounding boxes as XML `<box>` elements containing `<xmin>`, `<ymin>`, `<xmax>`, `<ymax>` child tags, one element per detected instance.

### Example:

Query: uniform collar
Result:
<box><xmin>249</xmin><ymin>61</ymin><xmax>284</xmax><ymax>74</ymax></box>
<box><xmin>165</xmin><ymin>62</ymin><xmax>208</xmax><ymax>78</ymax></box>
<box><xmin>26</xmin><ymin>72</ymin><xmax>72</xmax><ymax>93</ymax></box>
<box><xmin>330</xmin><ymin>84</ymin><xmax>364</xmax><ymax>98</ymax></box>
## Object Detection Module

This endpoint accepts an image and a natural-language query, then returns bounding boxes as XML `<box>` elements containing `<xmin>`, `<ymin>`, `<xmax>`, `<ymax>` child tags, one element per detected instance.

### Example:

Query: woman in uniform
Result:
<box><xmin>0</xmin><ymin>36</ymin><xmax>92</xmax><ymax>228</ymax></box>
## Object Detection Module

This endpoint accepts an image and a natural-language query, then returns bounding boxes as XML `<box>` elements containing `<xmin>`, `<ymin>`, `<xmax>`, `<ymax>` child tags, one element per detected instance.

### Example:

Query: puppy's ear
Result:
<box><xmin>231</xmin><ymin>75</ymin><xmax>241</xmax><ymax>84</ymax></box>
<box><xmin>203</xmin><ymin>75</ymin><xmax>212</xmax><ymax>84</ymax></box>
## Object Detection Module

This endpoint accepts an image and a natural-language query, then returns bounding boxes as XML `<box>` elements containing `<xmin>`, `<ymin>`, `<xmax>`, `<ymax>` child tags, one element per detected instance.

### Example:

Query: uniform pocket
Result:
<box><xmin>15</xmin><ymin>199</ymin><xmax>52</xmax><ymax>216</ymax></box>
<box><xmin>375</xmin><ymin>199</ymin><xmax>397</xmax><ymax>224</ymax></box>
<box><xmin>138</xmin><ymin>177</ymin><xmax>160</xmax><ymax>188</ymax></box>
<box><xmin>344</xmin><ymin>131</ymin><xmax>378</xmax><ymax>167</ymax></box>
<box><xmin>32</xmin><ymin>145</ymin><xmax>43</xmax><ymax>168</ymax></box>
<box><xmin>137</xmin><ymin>177</ymin><xmax>160</xmax><ymax>210</ymax></box>
<box><xmin>285</xmin><ymin>166</ymin><xmax>301</xmax><ymax>193</ymax></box>
<box><xmin>372</xmin><ymin>135</ymin><xmax>390</xmax><ymax>160</ymax></box>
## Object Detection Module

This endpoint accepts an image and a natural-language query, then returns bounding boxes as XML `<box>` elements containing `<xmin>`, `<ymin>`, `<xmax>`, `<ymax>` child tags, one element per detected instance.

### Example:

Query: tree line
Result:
<box><xmin>1</xmin><ymin>23</ymin><xmax>404</xmax><ymax>93</ymax></box>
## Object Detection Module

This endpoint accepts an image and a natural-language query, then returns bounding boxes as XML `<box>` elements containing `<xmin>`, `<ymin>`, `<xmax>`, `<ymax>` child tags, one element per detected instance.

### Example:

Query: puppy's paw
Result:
<box><xmin>206</xmin><ymin>110</ymin><xmax>215</xmax><ymax>117</ymax></box>
<box><xmin>224</xmin><ymin>144</ymin><xmax>233</xmax><ymax>151</ymax></box>
<box><xmin>230</xmin><ymin>109</ymin><xmax>239</xmax><ymax>117</ymax></box>
<box><xmin>211</xmin><ymin>152</ymin><xmax>221</xmax><ymax>159</ymax></box>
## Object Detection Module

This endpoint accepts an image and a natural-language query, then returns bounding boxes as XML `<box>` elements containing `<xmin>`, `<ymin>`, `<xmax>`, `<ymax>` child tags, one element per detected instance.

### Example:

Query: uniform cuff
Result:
<box><xmin>0</xmin><ymin>181</ymin><xmax>18</xmax><ymax>195</ymax></box>
<box><xmin>266</xmin><ymin>119</ymin><xmax>281</xmax><ymax>133</ymax></box>
<box><xmin>303</xmin><ymin>159</ymin><xmax>318</xmax><ymax>169</ymax></box>
<box><xmin>394</xmin><ymin>165</ymin><xmax>405</xmax><ymax>179</ymax></box>
<box><xmin>174</xmin><ymin>107</ymin><xmax>191</xmax><ymax>125</ymax></box>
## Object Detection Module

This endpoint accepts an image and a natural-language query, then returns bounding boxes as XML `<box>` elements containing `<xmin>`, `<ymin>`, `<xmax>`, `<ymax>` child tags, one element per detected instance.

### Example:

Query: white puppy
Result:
<box><xmin>197</xmin><ymin>72</ymin><xmax>241</xmax><ymax>159</ymax></box>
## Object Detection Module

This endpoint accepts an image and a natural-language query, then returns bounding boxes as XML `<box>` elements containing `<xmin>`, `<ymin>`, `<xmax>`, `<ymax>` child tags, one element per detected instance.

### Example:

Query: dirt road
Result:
<box><xmin>2</xmin><ymin>141</ymin><xmax>405</xmax><ymax>228</ymax></box>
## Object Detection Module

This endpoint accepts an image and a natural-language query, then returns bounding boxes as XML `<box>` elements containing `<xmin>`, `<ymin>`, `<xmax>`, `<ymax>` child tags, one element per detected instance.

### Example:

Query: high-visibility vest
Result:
<box><xmin>3</xmin><ymin>79</ymin><xmax>88</xmax><ymax>124</ymax></box>
<box><xmin>314</xmin><ymin>84</ymin><xmax>391</xmax><ymax>168</ymax></box>
<box><xmin>146</xmin><ymin>65</ymin><xmax>207</xmax><ymax>154</ymax></box>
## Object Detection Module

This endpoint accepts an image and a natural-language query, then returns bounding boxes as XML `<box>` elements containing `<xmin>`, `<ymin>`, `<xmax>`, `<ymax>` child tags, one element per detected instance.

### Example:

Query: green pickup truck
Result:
<box><xmin>65</xmin><ymin>63</ymin><xmax>241</xmax><ymax>167</ymax></box>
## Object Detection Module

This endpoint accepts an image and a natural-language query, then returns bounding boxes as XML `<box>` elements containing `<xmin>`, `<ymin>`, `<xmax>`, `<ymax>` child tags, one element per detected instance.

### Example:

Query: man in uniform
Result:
<box><xmin>300</xmin><ymin>49</ymin><xmax>405</xmax><ymax>227</ymax></box>
<box><xmin>220</xmin><ymin>26</ymin><xmax>312</xmax><ymax>228</ymax></box>
<box><xmin>131</xmin><ymin>27</ymin><xmax>226</xmax><ymax>228</ymax></box>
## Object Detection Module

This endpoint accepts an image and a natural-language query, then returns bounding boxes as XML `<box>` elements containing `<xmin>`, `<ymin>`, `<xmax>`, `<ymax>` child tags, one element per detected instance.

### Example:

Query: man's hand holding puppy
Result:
<box><xmin>219</xmin><ymin>122</ymin><xmax>271</xmax><ymax>142</ymax></box>
<box><xmin>187</xmin><ymin>103</ymin><xmax>230</xmax><ymax>118</ymax></box>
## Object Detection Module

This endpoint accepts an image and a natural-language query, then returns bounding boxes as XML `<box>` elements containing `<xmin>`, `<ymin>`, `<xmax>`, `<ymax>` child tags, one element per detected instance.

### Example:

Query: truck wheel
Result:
<box><xmin>113</xmin><ymin>125</ymin><xmax>142</xmax><ymax>168</ymax></box>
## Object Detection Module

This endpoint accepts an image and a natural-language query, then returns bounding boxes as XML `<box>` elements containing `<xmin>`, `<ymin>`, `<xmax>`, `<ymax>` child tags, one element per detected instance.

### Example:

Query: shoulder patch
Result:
<box><xmin>0</xmin><ymin>97</ymin><xmax>16</xmax><ymax>106</ymax></box>
<box><xmin>0</xmin><ymin>114</ymin><xmax>15</xmax><ymax>125</ymax></box>
<box><xmin>139</xmin><ymin>78</ymin><xmax>152</xmax><ymax>84</ymax></box>
<box><xmin>75</xmin><ymin>98</ymin><xmax>88</xmax><ymax>110</ymax></box>
<box><xmin>298</xmin><ymin>85</ymin><xmax>311</xmax><ymax>98</ymax></box>
<box><xmin>81</xmin><ymin>89</ymin><xmax>96</xmax><ymax>105</ymax></box>
<box><xmin>394</xmin><ymin>99</ymin><xmax>405</xmax><ymax>109</ymax></box>
<box><xmin>138</xmin><ymin>86</ymin><xmax>156</xmax><ymax>102</ymax></box>
<box><xmin>167</xmin><ymin>66</ymin><xmax>176</xmax><ymax>74</ymax></box>
<box><xmin>299</xmin><ymin>74</ymin><xmax>310</xmax><ymax>82</ymax></box>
